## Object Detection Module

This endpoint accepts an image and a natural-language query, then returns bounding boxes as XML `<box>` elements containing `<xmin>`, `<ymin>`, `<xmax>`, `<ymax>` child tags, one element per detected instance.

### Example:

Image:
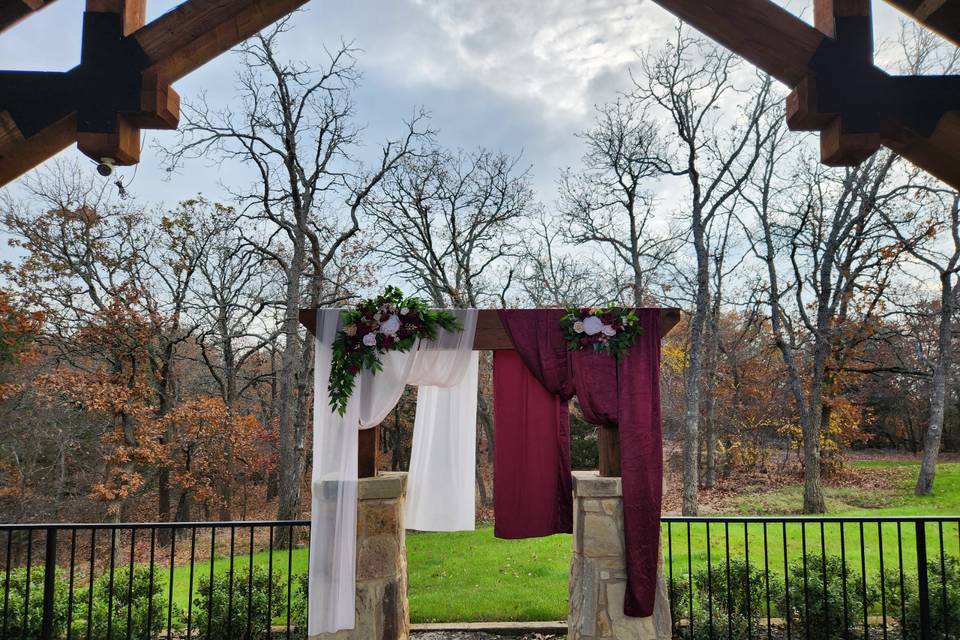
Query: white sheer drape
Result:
<box><xmin>405</xmin><ymin>310</ymin><xmax>478</xmax><ymax>531</ymax></box>
<box><xmin>308</xmin><ymin>309</ymin><xmax>478</xmax><ymax>635</ymax></box>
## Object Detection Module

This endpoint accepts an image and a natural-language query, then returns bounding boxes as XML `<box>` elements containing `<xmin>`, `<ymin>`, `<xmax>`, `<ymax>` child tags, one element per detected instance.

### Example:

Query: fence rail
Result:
<box><xmin>1</xmin><ymin>516</ymin><xmax>957</xmax><ymax>639</ymax></box>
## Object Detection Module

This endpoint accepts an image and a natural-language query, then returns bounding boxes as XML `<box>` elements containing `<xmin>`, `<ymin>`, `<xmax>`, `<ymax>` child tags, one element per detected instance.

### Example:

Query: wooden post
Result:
<box><xmin>598</xmin><ymin>426</ymin><xmax>621</xmax><ymax>477</ymax></box>
<box><xmin>358</xmin><ymin>425</ymin><xmax>379</xmax><ymax>479</ymax></box>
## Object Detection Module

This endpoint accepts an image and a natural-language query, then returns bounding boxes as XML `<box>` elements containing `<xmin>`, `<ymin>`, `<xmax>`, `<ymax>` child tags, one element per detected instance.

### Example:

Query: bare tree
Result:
<box><xmin>741</xmin><ymin>97</ymin><xmax>911</xmax><ymax>512</ymax></box>
<box><xmin>517</xmin><ymin>208</ymin><xmax>615</xmax><ymax>307</ymax></box>
<box><xmin>633</xmin><ymin>26</ymin><xmax>775</xmax><ymax>514</ymax></box>
<box><xmin>882</xmin><ymin>190</ymin><xmax>960</xmax><ymax>494</ymax></box>
<box><xmin>559</xmin><ymin>97</ymin><xmax>680</xmax><ymax>305</ymax></box>
<box><xmin>364</xmin><ymin>146</ymin><xmax>534</xmax><ymax>504</ymax></box>
<box><xmin>883</xmin><ymin>21</ymin><xmax>960</xmax><ymax>495</ymax></box>
<box><xmin>163</xmin><ymin>19</ymin><xmax>429</xmax><ymax>522</ymax></box>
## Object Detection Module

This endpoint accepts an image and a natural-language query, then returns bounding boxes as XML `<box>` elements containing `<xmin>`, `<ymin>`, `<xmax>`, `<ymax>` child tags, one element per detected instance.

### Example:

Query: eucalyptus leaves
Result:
<box><xmin>327</xmin><ymin>287</ymin><xmax>460</xmax><ymax>415</ymax></box>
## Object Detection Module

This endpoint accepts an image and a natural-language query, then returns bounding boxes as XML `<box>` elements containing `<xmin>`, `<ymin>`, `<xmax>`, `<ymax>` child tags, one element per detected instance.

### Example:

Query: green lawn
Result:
<box><xmin>152</xmin><ymin>460</ymin><xmax>960</xmax><ymax>624</ymax></box>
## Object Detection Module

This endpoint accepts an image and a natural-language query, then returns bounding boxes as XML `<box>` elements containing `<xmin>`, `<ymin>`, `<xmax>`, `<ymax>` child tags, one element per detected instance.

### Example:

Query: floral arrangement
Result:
<box><xmin>328</xmin><ymin>286</ymin><xmax>460</xmax><ymax>415</ymax></box>
<box><xmin>559</xmin><ymin>305</ymin><xmax>643</xmax><ymax>359</ymax></box>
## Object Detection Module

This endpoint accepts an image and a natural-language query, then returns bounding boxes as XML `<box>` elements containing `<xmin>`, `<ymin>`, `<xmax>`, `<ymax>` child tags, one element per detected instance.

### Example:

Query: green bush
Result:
<box><xmin>291</xmin><ymin>571</ymin><xmax>309</xmax><ymax>639</ymax></box>
<box><xmin>785</xmin><ymin>554</ymin><xmax>878</xmax><ymax>640</ymax></box>
<box><xmin>884</xmin><ymin>556</ymin><xmax>960</xmax><ymax>639</ymax></box>
<box><xmin>683</xmin><ymin>559</ymin><xmax>776</xmax><ymax>640</ymax></box>
<box><xmin>192</xmin><ymin>565</ymin><xmax>285</xmax><ymax>640</ymax></box>
<box><xmin>81</xmin><ymin>565</ymin><xmax>174</xmax><ymax>640</ymax></box>
<box><xmin>0</xmin><ymin>566</ymin><xmax>75</xmax><ymax>640</ymax></box>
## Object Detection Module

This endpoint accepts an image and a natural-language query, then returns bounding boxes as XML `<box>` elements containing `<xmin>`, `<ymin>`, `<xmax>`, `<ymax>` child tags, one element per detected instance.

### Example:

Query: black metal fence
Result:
<box><xmin>663</xmin><ymin>516</ymin><xmax>960</xmax><ymax>640</ymax></box>
<box><xmin>1</xmin><ymin>516</ymin><xmax>958</xmax><ymax>639</ymax></box>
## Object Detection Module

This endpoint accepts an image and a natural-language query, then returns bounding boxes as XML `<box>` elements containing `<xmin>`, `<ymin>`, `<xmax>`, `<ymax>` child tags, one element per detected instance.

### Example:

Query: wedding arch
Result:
<box><xmin>299</xmin><ymin>302</ymin><xmax>680</xmax><ymax>636</ymax></box>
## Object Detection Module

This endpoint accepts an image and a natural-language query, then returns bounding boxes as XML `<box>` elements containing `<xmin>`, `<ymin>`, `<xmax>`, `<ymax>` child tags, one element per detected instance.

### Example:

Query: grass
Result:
<box><xmin>407</xmin><ymin>528</ymin><xmax>571</xmax><ymax>622</ymax></box>
<box><xmin>151</xmin><ymin>460</ymin><xmax>960</xmax><ymax>624</ymax></box>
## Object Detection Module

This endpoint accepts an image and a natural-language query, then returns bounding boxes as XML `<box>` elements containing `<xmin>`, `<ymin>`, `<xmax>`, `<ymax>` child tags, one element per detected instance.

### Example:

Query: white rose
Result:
<box><xmin>573</xmin><ymin>320</ymin><xmax>585</xmax><ymax>334</ymax></box>
<box><xmin>601</xmin><ymin>324</ymin><xmax>616</xmax><ymax>337</ymax></box>
<box><xmin>362</xmin><ymin>333</ymin><xmax>378</xmax><ymax>347</ymax></box>
<box><xmin>379</xmin><ymin>314</ymin><xmax>401</xmax><ymax>335</ymax></box>
<box><xmin>582</xmin><ymin>315</ymin><xmax>604</xmax><ymax>336</ymax></box>
<box><xmin>400</xmin><ymin>307</ymin><xmax>409</xmax><ymax>315</ymax></box>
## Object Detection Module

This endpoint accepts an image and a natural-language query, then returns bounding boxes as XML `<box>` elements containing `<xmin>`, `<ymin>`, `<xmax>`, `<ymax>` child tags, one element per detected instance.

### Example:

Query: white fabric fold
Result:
<box><xmin>308</xmin><ymin>308</ymin><xmax>478</xmax><ymax>635</ymax></box>
<box><xmin>405</xmin><ymin>310</ymin><xmax>478</xmax><ymax>531</ymax></box>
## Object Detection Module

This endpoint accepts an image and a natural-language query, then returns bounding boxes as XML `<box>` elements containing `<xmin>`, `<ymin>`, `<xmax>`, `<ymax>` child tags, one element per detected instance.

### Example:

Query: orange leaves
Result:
<box><xmin>0</xmin><ymin>288</ymin><xmax>42</xmax><ymax>365</ymax></box>
<box><xmin>162</xmin><ymin>396</ymin><xmax>270</xmax><ymax>513</ymax></box>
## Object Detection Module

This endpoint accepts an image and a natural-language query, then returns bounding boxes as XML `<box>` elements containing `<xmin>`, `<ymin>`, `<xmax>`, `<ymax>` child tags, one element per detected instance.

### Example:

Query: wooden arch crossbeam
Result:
<box><xmin>647</xmin><ymin>0</ymin><xmax>960</xmax><ymax>190</ymax></box>
<box><xmin>299</xmin><ymin>307</ymin><xmax>682</xmax><ymax>479</ymax></box>
<box><xmin>0</xmin><ymin>0</ymin><xmax>307</xmax><ymax>186</ymax></box>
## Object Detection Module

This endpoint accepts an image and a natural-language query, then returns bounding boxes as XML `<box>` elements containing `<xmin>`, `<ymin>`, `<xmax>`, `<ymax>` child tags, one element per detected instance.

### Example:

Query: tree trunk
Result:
<box><xmin>682</xmin><ymin>224</ymin><xmax>710</xmax><ymax>515</ymax></box>
<box><xmin>916</xmin><ymin>273</ymin><xmax>955</xmax><ymax>495</ymax></box>
<box><xmin>276</xmin><ymin>242</ymin><xmax>305</xmax><ymax>523</ymax></box>
<box><xmin>702</xmin><ymin>310</ymin><xmax>720</xmax><ymax>489</ymax></box>
<box><xmin>803</xmin><ymin>337</ymin><xmax>828</xmax><ymax>513</ymax></box>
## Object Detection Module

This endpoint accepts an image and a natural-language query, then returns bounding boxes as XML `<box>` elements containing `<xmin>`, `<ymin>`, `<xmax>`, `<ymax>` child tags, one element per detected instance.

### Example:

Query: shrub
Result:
<box><xmin>667</xmin><ymin>559</ymin><xmax>778</xmax><ymax>640</ymax></box>
<box><xmin>291</xmin><ymin>571</ymin><xmax>309</xmax><ymax>639</ymax></box>
<box><xmin>785</xmin><ymin>554</ymin><xmax>878</xmax><ymax>640</ymax></box>
<box><xmin>0</xmin><ymin>566</ymin><xmax>74</xmax><ymax>640</ymax></box>
<box><xmin>192</xmin><ymin>565</ymin><xmax>285</xmax><ymax>640</ymax></box>
<box><xmin>884</xmin><ymin>555</ymin><xmax>960</xmax><ymax>640</ymax></box>
<box><xmin>83</xmin><ymin>565</ymin><xmax>174</xmax><ymax>640</ymax></box>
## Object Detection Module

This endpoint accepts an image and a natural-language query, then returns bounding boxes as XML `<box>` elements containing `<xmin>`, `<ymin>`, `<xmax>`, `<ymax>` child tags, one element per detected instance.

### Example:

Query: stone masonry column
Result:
<box><xmin>311</xmin><ymin>472</ymin><xmax>409</xmax><ymax>640</ymax></box>
<box><xmin>569</xmin><ymin>471</ymin><xmax>671</xmax><ymax>640</ymax></box>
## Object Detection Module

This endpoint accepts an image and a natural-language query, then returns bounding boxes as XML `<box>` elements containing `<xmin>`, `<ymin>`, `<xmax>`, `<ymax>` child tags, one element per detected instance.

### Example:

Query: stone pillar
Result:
<box><xmin>569</xmin><ymin>471</ymin><xmax>671</xmax><ymax>640</ymax></box>
<box><xmin>312</xmin><ymin>472</ymin><xmax>409</xmax><ymax>640</ymax></box>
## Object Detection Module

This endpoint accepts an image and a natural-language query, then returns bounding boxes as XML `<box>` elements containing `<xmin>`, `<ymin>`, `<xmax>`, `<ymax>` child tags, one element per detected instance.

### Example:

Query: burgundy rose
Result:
<box><xmin>381</xmin><ymin>335</ymin><xmax>396</xmax><ymax>349</ymax></box>
<box><xmin>579</xmin><ymin>336</ymin><xmax>590</xmax><ymax>346</ymax></box>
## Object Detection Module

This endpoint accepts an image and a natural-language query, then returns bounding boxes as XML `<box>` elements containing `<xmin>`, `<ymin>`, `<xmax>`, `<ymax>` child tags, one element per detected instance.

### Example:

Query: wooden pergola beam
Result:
<box><xmin>133</xmin><ymin>0</ymin><xmax>309</xmax><ymax>84</ymax></box>
<box><xmin>0</xmin><ymin>0</ymin><xmax>307</xmax><ymax>186</ymax></box>
<box><xmin>299</xmin><ymin>307</ymin><xmax>682</xmax><ymax>478</ymax></box>
<box><xmin>646</xmin><ymin>0</ymin><xmax>825</xmax><ymax>86</ymax></box>
<box><xmin>0</xmin><ymin>0</ymin><xmax>57</xmax><ymax>34</ymax></box>
<box><xmin>649</xmin><ymin>0</ymin><xmax>960</xmax><ymax>189</ymax></box>
<box><xmin>883</xmin><ymin>0</ymin><xmax>960</xmax><ymax>47</ymax></box>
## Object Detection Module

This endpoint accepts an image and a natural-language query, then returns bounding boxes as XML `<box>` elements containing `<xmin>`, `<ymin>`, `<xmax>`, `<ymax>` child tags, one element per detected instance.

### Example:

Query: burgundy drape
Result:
<box><xmin>494</xmin><ymin>308</ymin><xmax>663</xmax><ymax>618</ymax></box>
<box><xmin>493</xmin><ymin>308</ymin><xmax>574</xmax><ymax>538</ymax></box>
<box><xmin>571</xmin><ymin>309</ymin><xmax>662</xmax><ymax>617</ymax></box>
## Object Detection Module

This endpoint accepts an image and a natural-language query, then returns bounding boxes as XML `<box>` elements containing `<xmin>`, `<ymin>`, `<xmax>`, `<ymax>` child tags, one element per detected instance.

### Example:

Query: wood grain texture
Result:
<box><xmin>882</xmin><ymin>0</ymin><xmax>960</xmax><ymax>46</ymax></box>
<box><xmin>86</xmin><ymin>0</ymin><xmax>145</xmax><ymax>34</ymax></box>
<box><xmin>358</xmin><ymin>426</ymin><xmax>379</xmax><ymax>479</ymax></box>
<box><xmin>598</xmin><ymin>426</ymin><xmax>621</xmax><ymax>477</ymax></box>
<box><xmin>883</xmin><ymin>111</ymin><xmax>960</xmax><ymax>189</ymax></box>
<box><xmin>134</xmin><ymin>0</ymin><xmax>310</xmax><ymax>82</ymax></box>
<box><xmin>647</xmin><ymin>0</ymin><xmax>825</xmax><ymax>85</ymax></box>
<box><xmin>0</xmin><ymin>113</ymin><xmax>75</xmax><ymax>186</ymax></box>
<box><xmin>0</xmin><ymin>0</ymin><xmax>55</xmax><ymax>34</ymax></box>
<box><xmin>77</xmin><ymin>115</ymin><xmax>141</xmax><ymax>164</ymax></box>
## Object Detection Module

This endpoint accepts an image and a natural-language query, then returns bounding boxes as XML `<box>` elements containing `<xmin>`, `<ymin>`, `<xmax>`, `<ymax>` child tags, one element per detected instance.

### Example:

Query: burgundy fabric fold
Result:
<box><xmin>572</xmin><ymin>309</ymin><xmax>663</xmax><ymax>617</ymax></box>
<box><xmin>493</xmin><ymin>308</ymin><xmax>663</xmax><ymax>617</ymax></box>
<box><xmin>494</xmin><ymin>308</ymin><xmax>574</xmax><ymax>536</ymax></box>
<box><xmin>492</xmin><ymin>349</ymin><xmax>571</xmax><ymax>538</ymax></box>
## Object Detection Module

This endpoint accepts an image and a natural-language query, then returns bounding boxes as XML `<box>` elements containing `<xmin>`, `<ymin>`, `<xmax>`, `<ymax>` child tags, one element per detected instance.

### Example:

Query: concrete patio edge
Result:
<box><xmin>411</xmin><ymin>621</ymin><xmax>567</xmax><ymax>635</ymax></box>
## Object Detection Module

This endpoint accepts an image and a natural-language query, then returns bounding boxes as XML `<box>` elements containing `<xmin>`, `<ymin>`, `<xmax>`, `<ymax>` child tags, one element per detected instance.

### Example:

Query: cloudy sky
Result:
<box><xmin>0</xmin><ymin>0</ymin><xmax>911</xmax><ymax>221</ymax></box>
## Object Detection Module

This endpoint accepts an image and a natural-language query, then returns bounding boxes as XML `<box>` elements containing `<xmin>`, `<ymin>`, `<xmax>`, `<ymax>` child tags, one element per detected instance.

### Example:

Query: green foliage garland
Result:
<box><xmin>559</xmin><ymin>305</ymin><xmax>643</xmax><ymax>359</ymax></box>
<box><xmin>328</xmin><ymin>286</ymin><xmax>460</xmax><ymax>415</ymax></box>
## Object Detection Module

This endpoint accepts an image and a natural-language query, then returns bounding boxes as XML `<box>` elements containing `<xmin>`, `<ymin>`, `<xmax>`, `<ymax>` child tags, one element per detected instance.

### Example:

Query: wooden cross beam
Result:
<box><xmin>0</xmin><ymin>1</ymin><xmax>57</xmax><ymax>34</ymax></box>
<box><xmin>648</xmin><ymin>0</ymin><xmax>960</xmax><ymax>189</ymax></box>
<box><xmin>0</xmin><ymin>0</ymin><xmax>307</xmax><ymax>185</ymax></box>
<box><xmin>885</xmin><ymin>0</ymin><xmax>960</xmax><ymax>47</ymax></box>
<box><xmin>300</xmin><ymin>307</ymin><xmax>682</xmax><ymax>479</ymax></box>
